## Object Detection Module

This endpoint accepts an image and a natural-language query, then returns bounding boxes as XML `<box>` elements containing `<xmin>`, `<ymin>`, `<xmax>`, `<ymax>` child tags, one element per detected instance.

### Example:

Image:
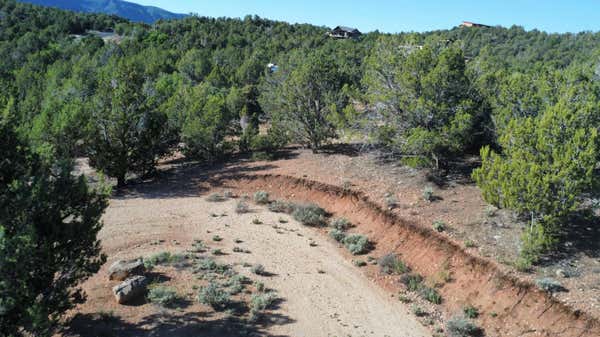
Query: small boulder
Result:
<box><xmin>108</xmin><ymin>258</ymin><xmax>145</xmax><ymax>281</ymax></box>
<box><xmin>113</xmin><ymin>275</ymin><xmax>148</xmax><ymax>304</ymax></box>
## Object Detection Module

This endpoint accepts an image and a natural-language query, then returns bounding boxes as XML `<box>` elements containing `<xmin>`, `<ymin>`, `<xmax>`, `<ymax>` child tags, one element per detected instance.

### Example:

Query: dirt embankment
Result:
<box><xmin>215</xmin><ymin>173</ymin><xmax>600</xmax><ymax>337</ymax></box>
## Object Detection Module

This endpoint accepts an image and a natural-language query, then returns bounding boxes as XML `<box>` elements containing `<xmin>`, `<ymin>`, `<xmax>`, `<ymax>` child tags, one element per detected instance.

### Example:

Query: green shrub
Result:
<box><xmin>198</xmin><ymin>282</ymin><xmax>230</xmax><ymax>310</ymax></box>
<box><xmin>463</xmin><ymin>305</ymin><xmax>479</xmax><ymax>319</ymax></box>
<box><xmin>249</xmin><ymin>291</ymin><xmax>279</xmax><ymax>321</ymax></box>
<box><xmin>379</xmin><ymin>253</ymin><xmax>409</xmax><ymax>274</ymax></box>
<box><xmin>330</xmin><ymin>217</ymin><xmax>351</xmax><ymax>230</ymax></box>
<box><xmin>419</xmin><ymin>286</ymin><xmax>442</xmax><ymax>304</ymax></box>
<box><xmin>400</xmin><ymin>274</ymin><xmax>424</xmax><ymax>292</ymax></box>
<box><xmin>446</xmin><ymin>316</ymin><xmax>480</xmax><ymax>337</ymax></box>
<box><xmin>268</xmin><ymin>200</ymin><xmax>296</xmax><ymax>214</ymax></box>
<box><xmin>195</xmin><ymin>257</ymin><xmax>231</xmax><ymax>274</ymax></box>
<box><xmin>144</xmin><ymin>251</ymin><xmax>171</xmax><ymax>268</ymax></box>
<box><xmin>329</xmin><ymin>229</ymin><xmax>346</xmax><ymax>242</ymax></box>
<box><xmin>254</xmin><ymin>281</ymin><xmax>265</xmax><ymax>292</ymax></box>
<box><xmin>432</xmin><ymin>220</ymin><xmax>446</xmax><ymax>232</ymax></box>
<box><xmin>196</xmin><ymin>257</ymin><xmax>217</xmax><ymax>271</ymax></box>
<box><xmin>191</xmin><ymin>240</ymin><xmax>207</xmax><ymax>253</ymax></box>
<box><xmin>514</xmin><ymin>256</ymin><xmax>533</xmax><ymax>272</ymax></box>
<box><xmin>485</xmin><ymin>205</ymin><xmax>497</xmax><ymax>217</ymax></box>
<box><xmin>232</xmin><ymin>247</ymin><xmax>245</xmax><ymax>253</ymax></box>
<box><xmin>235</xmin><ymin>200</ymin><xmax>250</xmax><ymax>214</ymax></box>
<box><xmin>535</xmin><ymin>277</ymin><xmax>563</xmax><ymax>292</ymax></box>
<box><xmin>343</xmin><ymin>234</ymin><xmax>370</xmax><ymax>255</ymax></box>
<box><xmin>422</xmin><ymin>186</ymin><xmax>434</xmax><ymax>201</ymax></box>
<box><xmin>211</xmin><ymin>248</ymin><xmax>224</xmax><ymax>255</ymax></box>
<box><xmin>212</xmin><ymin>235</ymin><xmax>223</xmax><ymax>242</ymax></box>
<box><xmin>292</xmin><ymin>204</ymin><xmax>327</xmax><ymax>227</ymax></box>
<box><xmin>518</xmin><ymin>222</ymin><xmax>556</xmax><ymax>270</ymax></box>
<box><xmin>147</xmin><ymin>286</ymin><xmax>180</xmax><ymax>307</ymax></box>
<box><xmin>252</xmin><ymin>218</ymin><xmax>262</xmax><ymax>225</ymax></box>
<box><xmin>225</xmin><ymin>274</ymin><xmax>248</xmax><ymax>295</ymax></box>
<box><xmin>145</xmin><ymin>252</ymin><xmax>187</xmax><ymax>268</ymax></box>
<box><xmin>253</xmin><ymin>191</ymin><xmax>270</xmax><ymax>204</ymax></box>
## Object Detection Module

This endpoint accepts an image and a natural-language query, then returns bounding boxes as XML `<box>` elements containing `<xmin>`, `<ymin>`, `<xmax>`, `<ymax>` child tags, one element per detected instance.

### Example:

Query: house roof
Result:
<box><xmin>333</xmin><ymin>26</ymin><xmax>360</xmax><ymax>33</ymax></box>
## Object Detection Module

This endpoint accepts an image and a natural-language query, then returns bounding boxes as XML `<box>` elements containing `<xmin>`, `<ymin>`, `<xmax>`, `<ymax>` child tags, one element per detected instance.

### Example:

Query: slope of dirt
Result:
<box><xmin>211</xmin><ymin>173</ymin><xmax>600</xmax><ymax>337</ymax></box>
<box><xmin>59</xmin><ymin>188</ymin><xmax>431</xmax><ymax>337</ymax></box>
<box><xmin>215</xmin><ymin>148</ymin><xmax>600</xmax><ymax>320</ymax></box>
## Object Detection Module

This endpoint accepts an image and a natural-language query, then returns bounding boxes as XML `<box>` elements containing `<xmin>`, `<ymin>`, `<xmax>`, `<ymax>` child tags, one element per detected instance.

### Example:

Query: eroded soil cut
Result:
<box><xmin>213</xmin><ymin>173</ymin><xmax>600</xmax><ymax>337</ymax></box>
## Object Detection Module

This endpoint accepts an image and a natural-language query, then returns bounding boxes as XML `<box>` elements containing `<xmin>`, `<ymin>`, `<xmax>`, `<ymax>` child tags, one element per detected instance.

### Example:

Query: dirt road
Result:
<box><xmin>74</xmin><ymin>190</ymin><xmax>430</xmax><ymax>337</ymax></box>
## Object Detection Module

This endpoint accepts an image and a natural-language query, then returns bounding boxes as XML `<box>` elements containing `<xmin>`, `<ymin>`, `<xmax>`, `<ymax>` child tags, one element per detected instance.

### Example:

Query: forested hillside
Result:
<box><xmin>2</xmin><ymin>0</ymin><xmax>600</xmax><ymax>335</ymax></box>
<box><xmin>18</xmin><ymin>0</ymin><xmax>186</xmax><ymax>23</ymax></box>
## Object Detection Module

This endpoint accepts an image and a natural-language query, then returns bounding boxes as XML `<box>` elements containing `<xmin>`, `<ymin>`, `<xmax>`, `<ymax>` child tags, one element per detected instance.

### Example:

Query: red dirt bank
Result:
<box><xmin>211</xmin><ymin>173</ymin><xmax>599</xmax><ymax>337</ymax></box>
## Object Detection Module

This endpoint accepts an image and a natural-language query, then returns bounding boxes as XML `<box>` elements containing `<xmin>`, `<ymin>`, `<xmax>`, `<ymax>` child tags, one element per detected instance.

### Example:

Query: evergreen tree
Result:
<box><xmin>260</xmin><ymin>50</ymin><xmax>348</xmax><ymax>151</ymax></box>
<box><xmin>363</xmin><ymin>39</ymin><xmax>480</xmax><ymax>167</ymax></box>
<box><xmin>87</xmin><ymin>59</ymin><xmax>177</xmax><ymax>186</ymax></box>
<box><xmin>0</xmin><ymin>108</ymin><xmax>108</xmax><ymax>336</ymax></box>
<box><xmin>473</xmin><ymin>100</ymin><xmax>597</xmax><ymax>265</ymax></box>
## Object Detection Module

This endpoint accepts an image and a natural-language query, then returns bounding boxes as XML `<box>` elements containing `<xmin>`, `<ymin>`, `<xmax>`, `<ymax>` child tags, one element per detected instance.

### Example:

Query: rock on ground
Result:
<box><xmin>113</xmin><ymin>275</ymin><xmax>148</xmax><ymax>304</ymax></box>
<box><xmin>108</xmin><ymin>258</ymin><xmax>145</xmax><ymax>281</ymax></box>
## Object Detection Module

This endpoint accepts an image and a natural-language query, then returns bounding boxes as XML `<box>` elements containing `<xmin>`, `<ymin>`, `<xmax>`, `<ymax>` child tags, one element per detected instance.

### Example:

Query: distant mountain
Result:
<box><xmin>17</xmin><ymin>0</ymin><xmax>186</xmax><ymax>23</ymax></box>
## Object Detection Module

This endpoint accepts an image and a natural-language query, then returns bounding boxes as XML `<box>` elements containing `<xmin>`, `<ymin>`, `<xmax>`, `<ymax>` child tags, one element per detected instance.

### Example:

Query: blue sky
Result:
<box><xmin>132</xmin><ymin>0</ymin><xmax>600</xmax><ymax>33</ymax></box>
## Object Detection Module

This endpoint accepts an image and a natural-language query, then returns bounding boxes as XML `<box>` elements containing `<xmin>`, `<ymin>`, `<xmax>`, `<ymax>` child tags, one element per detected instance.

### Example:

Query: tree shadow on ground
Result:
<box><xmin>318</xmin><ymin>143</ymin><xmax>363</xmax><ymax>157</ymax></box>
<box><xmin>368</xmin><ymin>148</ymin><xmax>480</xmax><ymax>188</ymax></box>
<box><xmin>63</xmin><ymin>308</ymin><xmax>294</xmax><ymax>337</ymax></box>
<box><xmin>113</xmin><ymin>159</ymin><xmax>278</xmax><ymax>201</ymax></box>
<box><xmin>540</xmin><ymin>210</ymin><xmax>600</xmax><ymax>267</ymax></box>
<box><xmin>425</xmin><ymin>156</ymin><xmax>481</xmax><ymax>187</ymax></box>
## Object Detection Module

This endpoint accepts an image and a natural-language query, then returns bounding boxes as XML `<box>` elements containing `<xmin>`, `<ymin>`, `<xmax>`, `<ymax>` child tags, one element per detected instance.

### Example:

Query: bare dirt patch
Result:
<box><xmin>58</xmin><ymin>187</ymin><xmax>430</xmax><ymax>337</ymax></box>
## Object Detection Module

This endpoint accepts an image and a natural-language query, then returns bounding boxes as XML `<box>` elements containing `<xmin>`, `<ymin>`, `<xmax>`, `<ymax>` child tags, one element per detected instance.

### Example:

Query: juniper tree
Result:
<box><xmin>87</xmin><ymin>59</ymin><xmax>177</xmax><ymax>186</ymax></box>
<box><xmin>0</xmin><ymin>110</ymin><xmax>108</xmax><ymax>336</ymax></box>
<box><xmin>260</xmin><ymin>50</ymin><xmax>348</xmax><ymax>151</ymax></box>
<box><xmin>363</xmin><ymin>38</ymin><xmax>481</xmax><ymax>168</ymax></box>
<box><xmin>473</xmin><ymin>100</ymin><xmax>597</xmax><ymax>264</ymax></box>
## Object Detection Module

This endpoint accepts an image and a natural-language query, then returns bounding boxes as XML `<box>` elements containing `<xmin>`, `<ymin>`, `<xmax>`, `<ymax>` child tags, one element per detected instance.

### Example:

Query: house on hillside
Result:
<box><xmin>460</xmin><ymin>21</ymin><xmax>491</xmax><ymax>28</ymax></box>
<box><xmin>329</xmin><ymin>26</ymin><xmax>362</xmax><ymax>39</ymax></box>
